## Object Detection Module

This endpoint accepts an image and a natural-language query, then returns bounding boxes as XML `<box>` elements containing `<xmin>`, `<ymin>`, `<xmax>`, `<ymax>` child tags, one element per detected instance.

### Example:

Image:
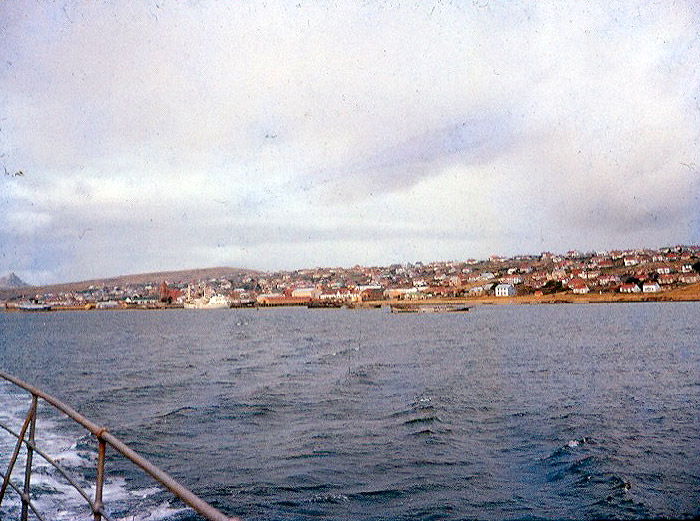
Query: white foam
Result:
<box><xmin>119</xmin><ymin>501</ymin><xmax>190</xmax><ymax>521</ymax></box>
<box><xmin>0</xmin><ymin>387</ymin><xmax>187</xmax><ymax>520</ymax></box>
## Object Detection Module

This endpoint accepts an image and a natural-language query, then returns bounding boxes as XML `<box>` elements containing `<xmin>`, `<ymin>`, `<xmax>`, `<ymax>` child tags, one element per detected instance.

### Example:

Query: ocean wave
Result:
<box><xmin>0</xmin><ymin>388</ymin><xmax>192</xmax><ymax>521</ymax></box>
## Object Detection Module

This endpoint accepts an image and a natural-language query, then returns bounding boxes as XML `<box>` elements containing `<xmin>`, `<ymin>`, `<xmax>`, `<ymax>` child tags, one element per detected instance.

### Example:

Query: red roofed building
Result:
<box><xmin>658</xmin><ymin>273</ymin><xmax>676</xmax><ymax>285</ymax></box>
<box><xmin>569</xmin><ymin>278</ymin><xmax>590</xmax><ymax>294</ymax></box>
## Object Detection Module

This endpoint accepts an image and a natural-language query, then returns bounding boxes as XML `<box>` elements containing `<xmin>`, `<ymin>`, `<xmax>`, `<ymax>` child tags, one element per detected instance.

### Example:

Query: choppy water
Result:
<box><xmin>1</xmin><ymin>303</ymin><xmax>699</xmax><ymax>520</ymax></box>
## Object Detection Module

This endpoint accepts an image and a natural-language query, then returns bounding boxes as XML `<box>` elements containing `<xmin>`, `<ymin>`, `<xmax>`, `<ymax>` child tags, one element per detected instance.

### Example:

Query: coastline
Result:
<box><xmin>361</xmin><ymin>282</ymin><xmax>700</xmax><ymax>307</ymax></box>
<box><xmin>2</xmin><ymin>282</ymin><xmax>699</xmax><ymax>312</ymax></box>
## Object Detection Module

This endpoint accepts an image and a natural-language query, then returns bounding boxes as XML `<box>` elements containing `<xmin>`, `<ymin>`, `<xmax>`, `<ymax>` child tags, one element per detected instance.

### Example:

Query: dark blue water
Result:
<box><xmin>1</xmin><ymin>303</ymin><xmax>699</xmax><ymax>520</ymax></box>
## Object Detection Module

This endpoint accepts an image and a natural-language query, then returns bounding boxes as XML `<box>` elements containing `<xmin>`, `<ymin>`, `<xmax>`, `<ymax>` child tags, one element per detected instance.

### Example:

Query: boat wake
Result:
<box><xmin>0</xmin><ymin>383</ymin><xmax>190</xmax><ymax>520</ymax></box>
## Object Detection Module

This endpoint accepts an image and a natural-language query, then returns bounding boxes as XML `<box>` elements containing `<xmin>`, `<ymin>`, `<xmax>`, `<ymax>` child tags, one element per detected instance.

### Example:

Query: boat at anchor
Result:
<box><xmin>183</xmin><ymin>294</ymin><xmax>231</xmax><ymax>309</ymax></box>
<box><xmin>390</xmin><ymin>303</ymin><xmax>471</xmax><ymax>313</ymax></box>
<box><xmin>17</xmin><ymin>302</ymin><xmax>52</xmax><ymax>312</ymax></box>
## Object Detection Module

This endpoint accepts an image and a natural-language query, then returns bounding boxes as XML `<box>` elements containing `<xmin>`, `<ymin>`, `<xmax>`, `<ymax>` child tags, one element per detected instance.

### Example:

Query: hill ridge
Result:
<box><xmin>0</xmin><ymin>272</ymin><xmax>29</xmax><ymax>289</ymax></box>
<box><xmin>0</xmin><ymin>267</ymin><xmax>260</xmax><ymax>298</ymax></box>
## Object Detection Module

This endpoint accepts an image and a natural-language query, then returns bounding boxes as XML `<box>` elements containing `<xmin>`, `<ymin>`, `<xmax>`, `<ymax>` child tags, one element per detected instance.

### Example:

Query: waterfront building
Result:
<box><xmin>495</xmin><ymin>284</ymin><xmax>516</xmax><ymax>297</ymax></box>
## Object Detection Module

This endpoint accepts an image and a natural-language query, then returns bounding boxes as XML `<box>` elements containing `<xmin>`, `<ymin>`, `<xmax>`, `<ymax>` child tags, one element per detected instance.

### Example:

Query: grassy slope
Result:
<box><xmin>364</xmin><ymin>282</ymin><xmax>700</xmax><ymax>307</ymax></box>
<box><xmin>0</xmin><ymin>267</ymin><xmax>260</xmax><ymax>299</ymax></box>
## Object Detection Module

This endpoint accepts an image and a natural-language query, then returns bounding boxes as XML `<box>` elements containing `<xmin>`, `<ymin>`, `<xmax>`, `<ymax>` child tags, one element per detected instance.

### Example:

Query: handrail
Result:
<box><xmin>0</xmin><ymin>420</ymin><xmax>101</xmax><ymax>516</ymax></box>
<box><xmin>0</xmin><ymin>370</ymin><xmax>239</xmax><ymax>521</ymax></box>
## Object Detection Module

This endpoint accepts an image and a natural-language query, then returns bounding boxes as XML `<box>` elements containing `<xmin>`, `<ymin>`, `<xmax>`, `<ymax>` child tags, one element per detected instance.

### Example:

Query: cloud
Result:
<box><xmin>307</xmin><ymin>114</ymin><xmax>518</xmax><ymax>201</ymax></box>
<box><xmin>1</xmin><ymin>1</ymin><xmax>699</xmax><ymax>283</ymax></box>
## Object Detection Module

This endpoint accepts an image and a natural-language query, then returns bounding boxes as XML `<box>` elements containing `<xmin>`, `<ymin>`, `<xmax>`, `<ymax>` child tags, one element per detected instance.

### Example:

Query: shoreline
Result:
<box><xmin>2</xmin><ymin>283</ymin><xmax>699</xmax><ymax>313</ymax></box>
<box><xmin>361</xmin><ymin>283</ymin><xmax>700</xmax><ymax>307</ymax></box>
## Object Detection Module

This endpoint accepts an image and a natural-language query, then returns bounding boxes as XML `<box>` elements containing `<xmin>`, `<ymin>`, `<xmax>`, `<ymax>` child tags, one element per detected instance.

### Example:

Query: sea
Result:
<box><xmin>0</xmin><ymin>303</ymin><xmax>699</xmax><ymax>520</ymax></box>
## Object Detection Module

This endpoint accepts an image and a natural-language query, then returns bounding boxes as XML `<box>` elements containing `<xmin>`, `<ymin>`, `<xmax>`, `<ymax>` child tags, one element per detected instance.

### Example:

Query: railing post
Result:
<box><xmin>1</xmin><ymin>372</ymin><xmax>238</xmax><ymax>521</ymax></box>
<box><xmin>0</xmin><ymin>397</ymin><xmax>36</xmax><ymax>504</ymax></box>
<box><xmin>93</xmin><ymin>436</ymin><xmax>106</xmax><ymax>521</ymax></box>
<box><xmin>21</xmin><ymin>395</ymin><xmax>38</xmax><ymax>521</ymax></box>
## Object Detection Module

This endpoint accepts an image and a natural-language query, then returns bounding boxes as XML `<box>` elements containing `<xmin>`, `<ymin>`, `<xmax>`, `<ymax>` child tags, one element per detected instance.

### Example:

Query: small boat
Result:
<box><xmin>390</xmin><ymin>303</ymin><xmax>471</xmax><ymax>313</ymax></box>
<box><xmin>18</xmin><ymin>302</ymin><xmax>52</xmax><ymax>312</ymax></box>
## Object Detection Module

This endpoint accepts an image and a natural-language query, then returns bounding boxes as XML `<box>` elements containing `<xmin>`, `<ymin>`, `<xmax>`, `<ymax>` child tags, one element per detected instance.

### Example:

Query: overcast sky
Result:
<box><xmin>1</xmin><ymin>1</ymin><xmax>699</xmax><ymax>284</ymax></box>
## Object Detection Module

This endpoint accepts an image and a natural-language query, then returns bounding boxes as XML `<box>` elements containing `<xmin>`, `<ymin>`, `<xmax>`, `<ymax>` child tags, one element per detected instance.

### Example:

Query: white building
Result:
<box><xmin>619</xmin><ymin>283</ymin><xmax>641</xmax><ymax>293</ymax></box>
<box><xmin>291</xmin><ymin>287</ymin><xmax>322</xmax><ymax>300</ymax></box>
<box><xmin>642</xmin><ymin>281</ymin><xmax>661</xmax><ymax>293</ymax></box>
<box><xmin>495</xmin><ymin>284</ymin><xmax>516</xmax><ymax>297</ymax></box>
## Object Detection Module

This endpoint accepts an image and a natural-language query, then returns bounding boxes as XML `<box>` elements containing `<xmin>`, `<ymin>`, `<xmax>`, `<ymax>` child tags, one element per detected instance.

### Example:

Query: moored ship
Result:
<box><xmin>17</xmin><ymin>301</ymin><xmax>52</xmax><ymax>312</ymax></box>
<box><xmin>390</xmin><ymin>303</ymin><xmax>471</xmax><ymax>313</ymax></box>
<box><xmin>183</xmin><ymin>294</ymin><xmax>231</xmax><ymax>309</ymax></box>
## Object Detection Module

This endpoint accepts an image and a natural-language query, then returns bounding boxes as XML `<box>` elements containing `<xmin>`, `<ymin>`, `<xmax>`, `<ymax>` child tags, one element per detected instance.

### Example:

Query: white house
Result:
<box><xmin>495</xmin><ymin>284</ymin><xmax>516</xmax><ymax>297</ymax></box>
<box><xmin>619</xmin><ymin>283</ymin><xmax>641</xmax><ymax>293</ymax></box>
<box><xmin>642</xmin><ymin>281</ymin><xmax>661</xmax><ymax>293</ymax></box>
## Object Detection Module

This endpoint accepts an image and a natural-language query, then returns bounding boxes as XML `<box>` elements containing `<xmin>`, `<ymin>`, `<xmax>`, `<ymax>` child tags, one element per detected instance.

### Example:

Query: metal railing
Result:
<box><xmin>0</xmin><ymin>370</ymin><xmax>239</xmax><ymax>521</ymax></box>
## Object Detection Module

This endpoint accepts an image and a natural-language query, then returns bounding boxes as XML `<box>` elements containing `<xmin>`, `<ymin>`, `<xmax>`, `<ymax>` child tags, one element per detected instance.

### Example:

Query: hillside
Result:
<box><xmin>0</xmin><ymin>267</ymin><xmax>260</xmax><ymax>299</ymax></box>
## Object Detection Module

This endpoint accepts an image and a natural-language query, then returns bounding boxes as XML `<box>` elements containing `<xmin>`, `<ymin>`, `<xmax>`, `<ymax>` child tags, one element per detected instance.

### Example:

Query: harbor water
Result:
<box><xmin>1</xmin><ymin>303</ymin><xmax>699</xmax><ymax>520</ymax></box>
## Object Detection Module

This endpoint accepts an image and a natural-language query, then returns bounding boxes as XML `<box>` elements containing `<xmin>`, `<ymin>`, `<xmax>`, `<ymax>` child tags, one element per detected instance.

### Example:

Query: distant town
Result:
<box><xmin>2</xmin><ymin>245</ymin><xmax>700</xmax><ymax>310</ymax></box>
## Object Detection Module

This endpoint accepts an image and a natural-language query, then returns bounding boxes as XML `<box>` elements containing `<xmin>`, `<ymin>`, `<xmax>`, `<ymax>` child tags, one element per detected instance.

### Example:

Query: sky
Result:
<box><xmin>1</xmin><ymin>1</ymin><xmax>699</xmax><ymax>285</ymax></box>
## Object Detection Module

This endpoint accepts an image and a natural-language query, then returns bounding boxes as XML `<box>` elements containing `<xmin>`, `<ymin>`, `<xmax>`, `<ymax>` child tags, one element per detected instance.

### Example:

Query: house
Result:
<box><xmin>642</xmin><ymin>281</ymin><xmax>661</xmax><ymax>293</ymax></box>
<box><xmin>619</xmin><ymin>283</ymin><xmax>641</xmax><ymax>293</ymax></box>
<box><xmin>569</xmin><ymin>278</ymin><xmax>589</xmax><ymax>294</ymax></box>
<box><xmin>500</xmin><ymin>274</ymin><xmax>522</xmax><ymax>285</ymax></box>
<box><xmin>495</xmin><ymin>283</ymin><xmax>516</xmax><ymax>297</ymax></box>
<box><xmin>657</xmin><ymin>274</ymin><xmax>676</xmax><ymax>285</ymax></box>
<box><xmin>679</xmin><ymin>273</ymin><xmax>700</xmax><ymax>284</ymax></box>
<box><xmin>598</xmin><ymin>274</ymin><xmax>620</xmax><ymax>285</ymax></box>
<box><xmin>320</xmin><ymin>288</ymin><xmax>355</xmax><ymax>302</ymax></box>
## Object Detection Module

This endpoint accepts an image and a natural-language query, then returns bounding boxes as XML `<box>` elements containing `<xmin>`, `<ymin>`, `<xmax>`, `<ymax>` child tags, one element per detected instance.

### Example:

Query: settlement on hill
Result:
<box><xmin>1</xmin><ymin>245</ymin><xmax>699</xmax><ymax>310</ymax></box>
